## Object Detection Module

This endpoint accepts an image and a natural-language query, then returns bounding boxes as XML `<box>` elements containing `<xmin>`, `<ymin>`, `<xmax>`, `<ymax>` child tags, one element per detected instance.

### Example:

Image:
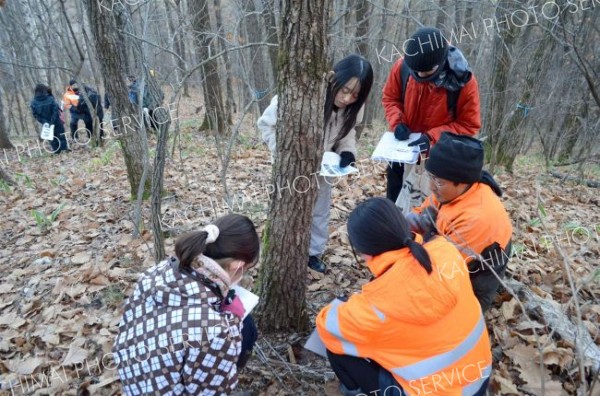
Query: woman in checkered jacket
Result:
<box><xmin>113</xmin><ymin>214</ymin><xmax>260</xmax><ymax>395</ymax></box>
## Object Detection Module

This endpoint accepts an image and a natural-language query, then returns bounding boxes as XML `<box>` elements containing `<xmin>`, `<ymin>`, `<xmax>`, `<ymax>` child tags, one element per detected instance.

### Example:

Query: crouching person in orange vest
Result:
<box><xmin>316</xmin><ymin>197</ymin><xmax>492</xmax><ymax>396</ymax></box>
<box><xmin>407</xmin><ymin>132</ymin><xmax>513</xmax><ymax>312</ymax></box>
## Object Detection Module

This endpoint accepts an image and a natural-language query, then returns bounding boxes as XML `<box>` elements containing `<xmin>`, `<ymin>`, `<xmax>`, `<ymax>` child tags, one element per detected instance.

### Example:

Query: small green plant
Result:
<box><xmin>101</xmin><ymin>284</ymin><xmax>125</xmax><ymax>308</ymax></box>
<box><xmin>512</xmin><ymin>243</ymin><xmax>526</xmax><ymax>256</ymax></box>
<box><xmin>101</xmin><ymin>143</ymin><xmax>118</xmax><ymax>165</ymax></box>
<box><xmin>14</xmin><ymin>172</ymin><xmax>35</xmax><ymax>189</ymax></box>
<box><xmin>0</xmin><ymin>179</ymin><xmax>11</xmax><ymax>192</ymax></box>
<box><xmin>528</xmin><ymin>217</ymin><xmax>541</xmax><ymax>227</ymax></box>
<box><xmin>563</xmin><ymin>222</ymin><xmax>590</xmax><ymax>238</ymax></box>
<box><xmin>50</xmin><ymin>175</ymin><xmax>68</xmax><ymax>187</ymax></box>
<box><xmin>31</xmin><ymin>203</ymin><xmax>66</xmax><ymax>232</ymax></box>
<box><xmin>537</xmin><ymin>203</ymin><xmax>547</xmax><ymax>218</ymax></box>
<box><xmin>539</xmin><ymin>235</ymin><xmax>553</xmax><ymax>250</ymax></box>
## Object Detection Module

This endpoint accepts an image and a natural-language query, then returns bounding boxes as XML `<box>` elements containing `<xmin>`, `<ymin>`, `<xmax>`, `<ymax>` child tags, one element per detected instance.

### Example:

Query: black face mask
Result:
<box><xmin>409</xmin><ymin>59</ymin><xmax>447</xmax><ymax>83</ymax></box>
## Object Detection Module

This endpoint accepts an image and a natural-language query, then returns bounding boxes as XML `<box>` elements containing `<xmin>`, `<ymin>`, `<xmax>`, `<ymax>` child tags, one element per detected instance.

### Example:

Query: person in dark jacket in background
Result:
<box><xmin>78</xmin><ymin>85</ymin><xmax>105</xmax><ymax>139</ymax></box>
<box><xmin>63</xmin><ymin>80</ymin><xmax>93</xmax><ymax>143</ymax></box>
<box><xmin>31</xmin><ymin>84</ymin><xmax>68</xmax><ymax>154</ymax></box>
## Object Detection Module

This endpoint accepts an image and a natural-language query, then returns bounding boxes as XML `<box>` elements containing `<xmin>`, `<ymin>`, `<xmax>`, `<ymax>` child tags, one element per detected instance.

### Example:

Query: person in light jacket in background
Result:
<box><xmin>257</xmin><ymin>54</ymin><xmax>374</xmax><ymax>273</ymax></box>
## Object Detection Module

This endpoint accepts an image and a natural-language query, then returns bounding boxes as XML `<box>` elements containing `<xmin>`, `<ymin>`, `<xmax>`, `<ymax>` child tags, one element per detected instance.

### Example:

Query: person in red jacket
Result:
<box><xmin>317</xmin><ymin>197</ymin><xmax>491</xmax><ymax>396</ymax></box>
<box><xmin>382</xmin><ymin>27</ymin><xmax>481</xmax><ymax>202</ymax></box>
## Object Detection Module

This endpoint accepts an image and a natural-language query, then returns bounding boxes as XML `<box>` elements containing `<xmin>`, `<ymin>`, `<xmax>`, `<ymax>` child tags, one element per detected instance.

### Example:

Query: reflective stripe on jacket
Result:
<box><xmin>63</xmin><ymin>87</ymin><xmax>79</xmax><ymax>110</ymax></box>
<box><xmin>316</xmin><ymin>238</ymin><xmax>492</xmax><ymax>395</ymax></box>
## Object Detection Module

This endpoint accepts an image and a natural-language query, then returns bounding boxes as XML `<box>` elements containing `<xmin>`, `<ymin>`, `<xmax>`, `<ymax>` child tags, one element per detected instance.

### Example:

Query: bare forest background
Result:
<box><xmin>0</xmin><ymin>0</ymin><xmax>599</xmax><ymax>395</ymax></box>
<box><xmin>1</xmin><ymin>0</ymin><xmax>599</xmax><ymax>170</ymax></box>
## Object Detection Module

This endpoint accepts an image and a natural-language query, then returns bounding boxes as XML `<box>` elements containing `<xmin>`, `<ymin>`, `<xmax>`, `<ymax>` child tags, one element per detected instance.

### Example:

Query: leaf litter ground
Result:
<box><xmin>0</xmin><ymin>126</ymin><xmax>599</xmax><ymax>395</ymax></box>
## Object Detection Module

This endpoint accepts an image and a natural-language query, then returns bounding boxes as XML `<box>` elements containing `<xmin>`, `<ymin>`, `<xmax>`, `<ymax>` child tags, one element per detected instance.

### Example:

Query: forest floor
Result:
<box><xmin>0</xmin><ymin>106</ymin><xmax>599</xmax><ymax>395</ymax></box>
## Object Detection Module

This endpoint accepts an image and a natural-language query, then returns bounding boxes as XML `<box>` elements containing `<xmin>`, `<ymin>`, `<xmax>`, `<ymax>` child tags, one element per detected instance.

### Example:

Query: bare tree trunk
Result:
<box><xmin>241</xmin><ymin>0</ymin><xmax>272</xmax><ymax>114</ymax></box>
<box><xmin>435</xmin><ymin>0</ymin><xmax>448</xmax><ymax>27</ymax></box>
<box><xmin>213</xmin><ymin>0</ymin><xmax>236</xmax><ymax>120</ymax></box>
<box><xmin>83</xmin><ymin>0</ymin><xmax>151</xmax><ymax>200</ymax></box>
<box><xmin>190</xmin><ymin>0</ymin><xmax>227</xmax><ymax>133</ymax></box>
<box><xmin>495</xmin><ymin>25</ymin><xmax>556</xmax><ymax>172</ymax></box>
<box><xmin>483</xmin><ymin>0</ymin><xmax>518</xmax><ymax>171</ymax></box>
<box><xmin>0</xmin><ymin>88</ymin><xmax>13</xmax><ymax>149</ymax></box>
<box><xmin>165</xmin><ymin>0</ymin><xmax>190</xmax><ymax>97</ymax></box>
<box><xmin>19</xmin><ymin>0</ymin><xmax>48</xmax><ymax>82</ymax></box>
<box><xmin>151</xmin><ymin>116</ymin><xmax>171</xmax><ymax>262</ymax></box>
<box><xmin>0</xmin><ymin>164</ymin><xmax>14</xmax><ymax>185</ymax></box>
<box><xmin>261</xmin><ymin>0</ymin><xmax>279</xmax><ymax>82</ymax></box>
<box><xmin>256</xmin><ymin>0</ymin><xmax>331</xmax><ymax>332</ymax></box>
<box><xmin>353</xmin><ymin>0</ymin><xmax>371</xmax><ymax>135</ymax></box>
<box><xmin>364</xmin><ymin>0</ymin><xmax>389</xmax><ymax>127</ymax></box>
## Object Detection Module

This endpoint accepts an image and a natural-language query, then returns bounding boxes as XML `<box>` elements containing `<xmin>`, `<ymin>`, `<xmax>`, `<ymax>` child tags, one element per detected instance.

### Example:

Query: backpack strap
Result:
<box><xmin>400</xmin><ymin>60</ymin><xmax>410</xmax><ymax>104</ymax></box>
<box><xmin>447</xmin><ymin>88</ymin><xmax>460</xmax><ymax>120</ymax></box>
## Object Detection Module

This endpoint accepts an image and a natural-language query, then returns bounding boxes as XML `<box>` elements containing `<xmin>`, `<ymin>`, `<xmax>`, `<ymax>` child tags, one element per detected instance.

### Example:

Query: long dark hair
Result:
<box><xmin>347</xmin><ymin>197</ymin><xmax>432</xmax><ymax>274</ymax></box>
<box><xmin>175</xmin><ymin>214</ymin><xmax>260</xmax><ymax>270</ymax></box>
<box><xmin>34</xmin><ymin>84</ymin><xmax>50</xmax><ymax>97</ymax></box>
<box><xmin>324</xmin><ymin>54</ymin><xmax>373</xmax><ymax>149</ymax></box>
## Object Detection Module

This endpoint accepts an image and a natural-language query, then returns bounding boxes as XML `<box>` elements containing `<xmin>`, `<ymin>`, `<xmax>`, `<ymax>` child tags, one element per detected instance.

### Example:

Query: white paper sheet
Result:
<box><xmin>320</xmin><ymin>151</ymin><xmax>359</xmax><ymax>177</ymax></box>
<box><xmin>231</xmin><ymin>285</ymin><xmax>259</xmax><ymax>320</ymax></box>
<box><xmin>304</xmin><ymin>328</ymin><xmax>328</xmax><ymax>358</ymax></box>
<box><xmin>371</xmin><ymin>131</ymin><xmax>422</xmax><ymax>164</ymax></box>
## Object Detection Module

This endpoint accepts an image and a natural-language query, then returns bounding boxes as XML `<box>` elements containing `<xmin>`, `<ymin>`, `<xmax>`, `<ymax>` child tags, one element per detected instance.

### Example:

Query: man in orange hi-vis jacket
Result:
<box><xmin>317</xmin><ymin>198</ymin><xmax>491</xmax><ymax>396</ymax></box>
<box><xmin>408</xmin><ymin>132</ymin><xmax>513</xmax><ymax>312</ymax></box>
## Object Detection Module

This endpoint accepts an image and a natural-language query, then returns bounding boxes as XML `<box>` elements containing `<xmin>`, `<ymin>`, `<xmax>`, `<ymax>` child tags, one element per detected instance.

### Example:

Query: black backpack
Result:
<box><xmin>400</xmin><ymin>60</ymin><xmax>461</xmax><ymax>119</ymax></box>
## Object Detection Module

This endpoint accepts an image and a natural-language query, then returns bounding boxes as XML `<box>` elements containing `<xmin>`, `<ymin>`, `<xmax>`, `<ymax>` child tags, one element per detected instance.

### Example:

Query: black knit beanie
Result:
<box><xmin>425</xmin><ymin>132</ymin><xmax>484</xmax><ymax>183</ymax></box>
<box><xmin>404</xmin><ymin>27</ymin><xmax>449</xmax><ymax>72</ymax></box>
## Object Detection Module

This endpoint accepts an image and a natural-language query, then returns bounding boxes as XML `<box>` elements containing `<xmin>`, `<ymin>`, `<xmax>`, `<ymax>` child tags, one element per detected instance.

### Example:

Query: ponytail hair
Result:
<box><xmin>347</xmin><ymin>197</ymin><xmax>432</xmax><ymax>274</ymax></box>
<box><xmin>175</xmin><ymin>214</ymin><xmax>260</xmax><ymax>270</ymax></box>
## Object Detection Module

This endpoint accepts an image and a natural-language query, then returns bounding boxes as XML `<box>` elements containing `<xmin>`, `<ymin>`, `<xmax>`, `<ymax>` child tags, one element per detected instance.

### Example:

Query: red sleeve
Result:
<box><xmin>426</xmin><ymin>76</ymin><xmax>481</xmax><ymax>144</ymax></box>
<box><xmin>382</xmin><ymin>59</ymin><xmax>407</xmax><ymax>131</ymax></box>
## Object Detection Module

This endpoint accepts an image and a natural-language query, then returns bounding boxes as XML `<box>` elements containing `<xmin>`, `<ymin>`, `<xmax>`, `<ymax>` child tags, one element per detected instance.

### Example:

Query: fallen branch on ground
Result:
<box><xmin>549</xmin><ymin>171</ymin><xmax>600</xmax><ymax>188</ymax></box>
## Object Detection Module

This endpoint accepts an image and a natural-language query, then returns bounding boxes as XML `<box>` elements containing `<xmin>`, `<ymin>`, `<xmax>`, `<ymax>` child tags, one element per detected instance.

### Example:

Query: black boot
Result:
<box><xmin>308</xmin><ymin>256</ymin><xmax>327</xmax><ymax>273</ymax></box>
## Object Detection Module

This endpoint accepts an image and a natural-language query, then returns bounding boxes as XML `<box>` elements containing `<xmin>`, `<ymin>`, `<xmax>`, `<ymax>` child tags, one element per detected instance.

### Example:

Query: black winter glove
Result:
<box><xmin>406</xmin><ymin>206</ymin><xmax>438</xmax><ymax>241</ymax></box>
<box><xmin>339</xmin><ymin>151</ymin><xmax>356</xmax><ymax>168</ymax></box>
<box><xmin>394</xmin><ymin>123</ymin><xmax>411</xmax><ymax>141</ymax></box>
<box><xmin>408</xmin><ymin>134</ymin><xmax>431</xmax><ymax>152</ymax></box>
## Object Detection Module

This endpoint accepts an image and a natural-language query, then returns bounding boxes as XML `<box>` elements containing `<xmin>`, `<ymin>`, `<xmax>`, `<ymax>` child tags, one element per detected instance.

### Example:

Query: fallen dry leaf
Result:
<box><xmin>61</xmin><ymin>343</ymin><xmax>89</xmax><ymax>366</ymax></box>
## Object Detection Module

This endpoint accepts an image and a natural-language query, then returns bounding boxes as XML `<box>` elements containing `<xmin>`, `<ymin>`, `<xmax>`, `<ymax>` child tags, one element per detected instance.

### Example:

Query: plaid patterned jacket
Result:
<box><xmin>113</xmin><ymin>260</ymin><xmax>242</xmax><ymax>395</ymax></box>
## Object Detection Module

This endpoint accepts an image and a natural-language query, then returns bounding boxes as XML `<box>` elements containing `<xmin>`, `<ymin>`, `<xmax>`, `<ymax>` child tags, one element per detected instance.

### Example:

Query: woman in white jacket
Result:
<box><xmin>257</xmin><ymin>54</ymin><xmax>374</xmax><ymax>272</ymax></box>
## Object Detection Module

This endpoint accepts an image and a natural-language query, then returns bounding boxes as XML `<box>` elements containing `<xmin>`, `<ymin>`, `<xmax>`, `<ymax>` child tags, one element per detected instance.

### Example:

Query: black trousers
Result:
<box><xmin>327</xmin><ymin>351</ymin><xmax>490</xmax><ymax>396</ymax></box>
<box><xmin>386</xmin><ymin>162</ymin><xmax>405</xmax><ymax>202</ymax></box>
<box><xmin>470</xmin><ymin>264</ymin><xmax>507</xmax><ymax>312</ymax></box>
<box><xmin>70</xmin><ymin>112</ymin><xmax>93</xmax><ymax>142</ymax></box>
<box><xmin>237</xmin><ymin>315</ymin><xmax>257</xmax><ymax>368</ymax></box>
<box><xmin>327</xmin><ymin>351</ymin><xmax>402</xmax><ymax>395</ymax></box>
